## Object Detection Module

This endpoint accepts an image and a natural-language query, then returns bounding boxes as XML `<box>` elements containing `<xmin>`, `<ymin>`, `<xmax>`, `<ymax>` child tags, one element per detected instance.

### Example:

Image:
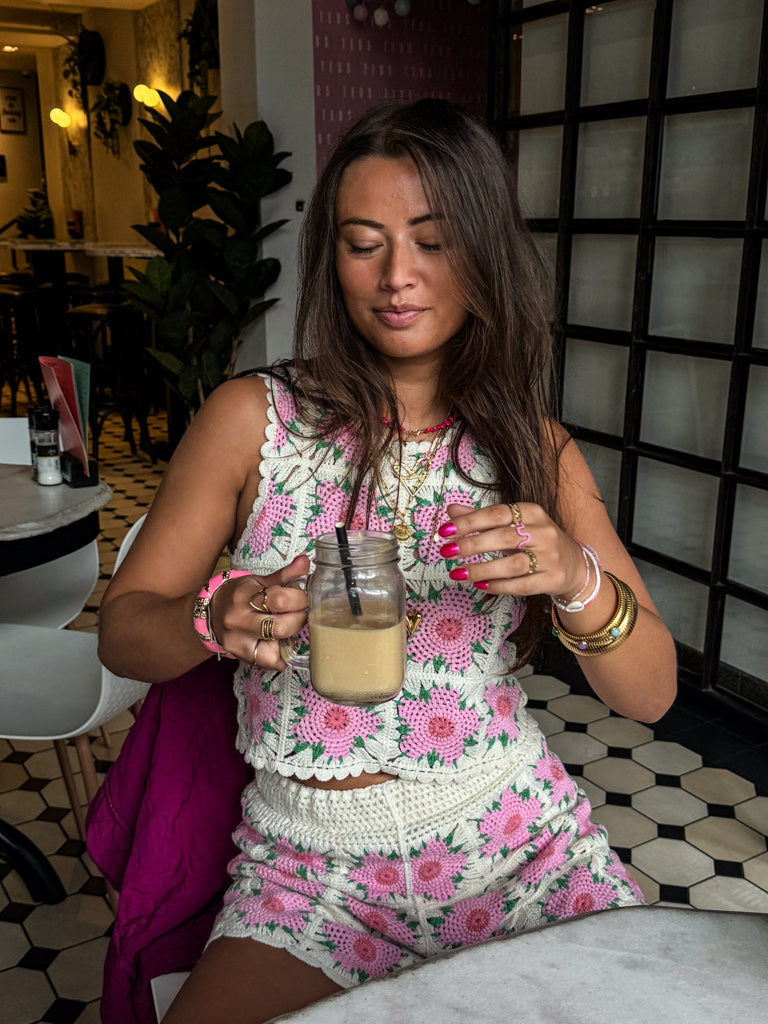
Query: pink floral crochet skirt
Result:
<box><xmin>208</xmin><ymin>740</ymin><xmax>643</xmax><ymax>988</ymax></box>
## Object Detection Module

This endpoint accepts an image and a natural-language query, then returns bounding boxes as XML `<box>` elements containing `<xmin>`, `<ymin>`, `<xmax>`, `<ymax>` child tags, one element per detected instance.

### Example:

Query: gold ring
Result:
<box><xmin>252</xmin><ymin>639</ymin><xmax>262</xmax><ymax>663</ymax></box>
<box><xmin>508</xmin><ymin>503</ymin><xmax>522</xmax><ymax>525</ymax></box>
<box><xmin>249</xmin><ymin>588</ymin><xmax>270</xmax><ymax>614</ymax></box>
<box><xmin>260</xmin><ymin>616</ymin><xmax>275</xmax><ymax>641</ymax></box>
<box><xmin>526</xmin><ymin>550</ymin><xmax>538</xmax><ymax>574</ymax></box>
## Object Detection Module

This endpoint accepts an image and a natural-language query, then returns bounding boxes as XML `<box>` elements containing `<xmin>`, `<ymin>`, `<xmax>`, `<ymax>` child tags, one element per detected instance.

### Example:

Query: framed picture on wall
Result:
<box><xmin>0</xmin><ymin>88</ymin><xmax>25</xmax><ymax>134</ymax></box>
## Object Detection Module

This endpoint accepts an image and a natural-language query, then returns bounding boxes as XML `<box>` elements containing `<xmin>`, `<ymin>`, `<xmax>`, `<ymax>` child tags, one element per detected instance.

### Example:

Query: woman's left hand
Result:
<box><xmin>438</xmin><ymin>502</ymin><xmax>587</xmax><ymax>601</ymax></box>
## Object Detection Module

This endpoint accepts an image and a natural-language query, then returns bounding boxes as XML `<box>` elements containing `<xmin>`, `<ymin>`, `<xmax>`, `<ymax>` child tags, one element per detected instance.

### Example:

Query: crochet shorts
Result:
<box><xmin>208</xmin><ymin>738</ymin><xmax>644</xmax><ymax>988</ymax></box>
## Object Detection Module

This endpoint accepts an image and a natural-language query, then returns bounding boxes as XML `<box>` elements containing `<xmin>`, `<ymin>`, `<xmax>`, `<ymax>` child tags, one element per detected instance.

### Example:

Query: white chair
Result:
<box><xmin>0</xmin><ymin>516</ymin><xmax>150</xmax><ymax>841</ymax></box>
<box><xmin>0</xmin><ymin>415</ymin><xmax>32</xmax><ymax>464</ymax></box>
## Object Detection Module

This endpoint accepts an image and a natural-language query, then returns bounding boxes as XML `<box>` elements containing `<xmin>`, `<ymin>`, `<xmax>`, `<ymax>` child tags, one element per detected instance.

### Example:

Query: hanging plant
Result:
<box><xmin>179</xmin><ymin>0</ymin><xmax>220</xmax><ymax>93</ymax></box>
<box><xmin>62</xmin><ymin>28</ymin><xmax>106</xmax><ymax>110</ymax></box>
<box><xmin>91</xmin><ymin>80</ymin><xmax>132</xmax><ymax>156</ymax></box>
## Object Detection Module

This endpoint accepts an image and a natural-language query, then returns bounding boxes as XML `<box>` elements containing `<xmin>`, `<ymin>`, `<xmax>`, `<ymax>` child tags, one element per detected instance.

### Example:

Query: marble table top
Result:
<box><xmin>271</xmin><ymin>907</ymin><xmax>768</xmax><ymax>1024</ymax></box>
<box><xmin>0</xmin><ymin>464</ymin><xmax>112</xmax><ymax>541</ymax></box>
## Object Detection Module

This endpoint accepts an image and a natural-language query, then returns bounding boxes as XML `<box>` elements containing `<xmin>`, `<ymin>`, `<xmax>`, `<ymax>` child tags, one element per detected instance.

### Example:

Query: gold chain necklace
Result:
<box><xmin>378</xmin><ymin>427</ymin><xmax>446</xmax><ymax>542</ymax></box>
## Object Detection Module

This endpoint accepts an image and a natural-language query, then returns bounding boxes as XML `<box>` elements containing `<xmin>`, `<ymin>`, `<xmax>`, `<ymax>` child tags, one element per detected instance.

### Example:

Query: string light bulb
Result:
<box><xmin>133</xmin><ymin>84</ymin><xmax>160</xmax><ymax>107</ymax></box>
<box><xmin>49</xmin><ymin>107</ymin><xmax>72</xmax><ymax>128</ymax></box>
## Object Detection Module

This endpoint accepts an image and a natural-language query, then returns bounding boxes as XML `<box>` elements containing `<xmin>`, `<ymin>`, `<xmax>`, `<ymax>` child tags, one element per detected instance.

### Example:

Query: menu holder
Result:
<box><xmin>38</xmin><ymin>355</ymin><xmax>99</xmax><ymax>487</ymax></box>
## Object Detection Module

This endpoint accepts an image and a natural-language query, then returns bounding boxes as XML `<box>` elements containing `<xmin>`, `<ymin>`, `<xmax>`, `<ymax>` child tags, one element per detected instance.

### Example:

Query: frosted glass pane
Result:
<box><xmin>515</xmin><ymin>16</ymin><xmax>568</xmax><ymax>115</ymax></box>
<box><xmin>730</xmin><ymin>486</ymin><xmax>768</xmax><ymax>595</ymax></box>
<box><xmin>574</xmin><ymin>118</ymin><xmax>645</xmax><ymax>219</ymax></box>
<box><xmin>658</xmin><ymin>109</ymin><xmax>753</xmax><ymax>221</ymax></box>
<box><xmin>721</xmin><ymin>598</ymin><xmax>768</xmax><ymax>683</ymax></box>
<box><xmin>640</xmin><ymin>352</ymin><xmax>729</xmax><ymax>460</ymax></box>
<box><xmin>515</xmin><ymin>126</ymin><xmax>562</xmax><ymax>219</ymax></box>
<box><xmin>568</xmin><ymin>235</ymin><xmax>637</xmax><ymax>330</ymax></box>
<box><xmin>635</xmin><ymin>558</ymin><xmax>708</xmax><ymax>651</ymax></box>
<box><xmin>632</xmin><ymin>459</ymin><xmax>718</xmax><ymax>570</ymax></box>
<box><xmin>578</xmin><ymin>441</ymin><xmax>622</xmax><ymax>527</ymax></box>
<box><xmin>753</xmin><ymin>241</ymin><xmax>768</xmax><ymax>350</ymax></box>
<box><xmin>563</xmin><ymin>338</ymin><xmax>627</xmax><ymax>435</ymax></box>
<box><xmin>649</xmin><ymin>238</ymin><xmax>741</xmax><ymax>344</ymax></box>
<box><xmin>581</xmin><ymin>0</ymin><xmax>654</xmax><ymax>106</ymax></box>
<box><xmin>741</xmin><ymin>365</ymin><xmax>768</xmax><ymax>473</ymax></box>
<box><xmin>667</xmin><ymin>0</ymin><xmax>762</xmax><ymax>97</ymax></box>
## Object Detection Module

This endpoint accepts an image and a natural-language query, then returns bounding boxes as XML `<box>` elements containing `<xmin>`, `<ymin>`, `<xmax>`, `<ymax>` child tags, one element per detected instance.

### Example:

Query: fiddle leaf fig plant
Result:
<box><xmin>124</xmin><ymin>89</ymin><xmax>291</xmax><ymax>416</ymax></box>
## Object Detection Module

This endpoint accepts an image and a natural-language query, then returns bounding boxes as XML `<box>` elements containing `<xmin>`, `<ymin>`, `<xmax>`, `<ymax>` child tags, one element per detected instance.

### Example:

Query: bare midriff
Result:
<box><xmin>298</xmin><ymin>770</ymin><xmax>395</xmax><ymax>791</ymax></box>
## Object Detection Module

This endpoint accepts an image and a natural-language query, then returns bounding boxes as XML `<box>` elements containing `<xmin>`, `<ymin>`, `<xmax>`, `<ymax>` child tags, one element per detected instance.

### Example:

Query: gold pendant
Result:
<box><xmin>393</xmin><ymin>522</ymin><xmax>412</xmax><ymax>542</ymax></box>
<box><xmin>405</xmin><ymin>611</ymin><xmax>422</xmax><ymax>638</ymax></box>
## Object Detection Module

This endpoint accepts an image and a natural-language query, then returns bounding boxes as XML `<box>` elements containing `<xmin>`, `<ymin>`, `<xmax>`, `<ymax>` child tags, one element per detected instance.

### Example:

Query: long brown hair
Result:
<box><xmin>283</xmin><ymin>99</ymin><xmax>561</xmax><ymax>661</ymax></box>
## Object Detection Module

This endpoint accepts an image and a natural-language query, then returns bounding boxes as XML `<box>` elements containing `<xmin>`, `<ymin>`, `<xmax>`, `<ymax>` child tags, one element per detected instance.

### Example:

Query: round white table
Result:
<box><xmin>271</xmin><ymin>906</ymin><xmax>768</xmax><ymax>1024</ymax></box>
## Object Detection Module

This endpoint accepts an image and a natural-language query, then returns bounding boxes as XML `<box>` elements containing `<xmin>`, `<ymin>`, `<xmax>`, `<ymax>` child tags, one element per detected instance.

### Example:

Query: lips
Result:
<box><xmin>374</xmin><ymin>306</ymin><xmax>426</xmax><ymax>327</ymax></box>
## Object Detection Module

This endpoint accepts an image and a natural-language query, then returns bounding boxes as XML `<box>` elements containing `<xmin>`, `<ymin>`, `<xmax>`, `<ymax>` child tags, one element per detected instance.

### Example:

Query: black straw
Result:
<box><xmin>335</xmin><ymin>522</ymin><xmax>363</xmax><ymax>616</ymax></box>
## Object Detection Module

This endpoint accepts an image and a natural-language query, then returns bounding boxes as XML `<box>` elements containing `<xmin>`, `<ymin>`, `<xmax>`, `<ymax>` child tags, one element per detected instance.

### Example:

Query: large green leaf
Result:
<box><xmin>205</xmin><ymin>278</ymin><xmax>238</xmax><ymax>315</ymax></box>
<box><xmin>243</xmin><ymin>121</ymin><xmax>273</xmax><ymax>158</ymax></box>
<box><xmin>131</xmin><ymin>222</ymin><xmax>176</xmax><ymax>258</ymax></box>
<box><xmin>207</xmin><ymin>191</ymin><xmax>247</xmax><ymax>232</ymax></box>
<box><xmin>143</xmin><ymin>256</ymin><xmax>173</xmax><ymax>295</ymax></box>
<box><xmin>241</xmin><ymin>297</ymin><xmax>278</xmax><ymax>327</ymax></box>
<box><xmin>158</xmin><ymin>308</ymin><xmax>195</xmax><ymax>343</ymax></box>
<box><xmin>147</xmin><ymin>347</ymin><xmax>185</xmax><ymax>376</ymax></box>
<box><xmin>179</xmin><ymin>365</ymin><xmax>201</xmax><ymax>398</ymax></box>
<box><xmin>158</xmin><ymin>187</ymin><xmax>190</xmax><ymax>233</ymax></box>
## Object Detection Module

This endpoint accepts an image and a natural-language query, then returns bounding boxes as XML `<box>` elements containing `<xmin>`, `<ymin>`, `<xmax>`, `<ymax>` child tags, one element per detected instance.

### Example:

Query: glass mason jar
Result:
<box><xmin>290</xmin><ymin>530</ymin><xmax>407</xmax><ymax>705</ymax></box>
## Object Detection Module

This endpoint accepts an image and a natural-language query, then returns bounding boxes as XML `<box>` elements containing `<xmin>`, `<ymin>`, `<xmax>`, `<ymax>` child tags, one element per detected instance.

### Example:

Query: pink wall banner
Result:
<box><xmin>312</xmin><ymin>0</ymin><xmax>490</xmax><ymax>172</ymax></box>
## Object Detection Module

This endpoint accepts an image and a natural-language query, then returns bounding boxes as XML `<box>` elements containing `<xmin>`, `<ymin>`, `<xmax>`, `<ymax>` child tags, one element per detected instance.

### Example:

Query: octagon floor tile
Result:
<box><xmin>688</xmin><ymin>875</ymin><xmax>768</xmax><ymax>913</ymax></box>
<box><xmin>625</xmin><ymin>864</ymin><xmax>660</xmax><ymax>905</ymax></box>
<box><xmin>632</xmin><ymin>785</ymin><xmax>708</xmax><ymax>827</ymax></box>
<box><xmin>546</xmin><ymin>694</ymin><xmax>611</xmax><ymax>724</ymax></box>
<box><xmin>632</xmin><ymin>838</ymin><xmax>714</xmax><ymax>887</ymax></box>
<box><xmin>686</xmin><ymin>817</ymin><xmax>766</xmax><ymax>861</ymax></box>
<box><xmin>521</xmin><ymin>675</ymin><xmax>570</xmax><ymax>701</ymax></box>
<box><xmin>46</xmin><ymin>937</ymin><xmax>111</xmax><ymax>1003</ymax></box>
<box><xmin>583</xmin><ymin>757</ymin><xmax>655</xmax><ymax>795</ymax></box>
<box><xmin>24</xmin><ymin>894</ymin><xmax>113</xmax><ymax>950</ymax></box>
<box><xmin>735</xmin><ymin>796</ymin><xmax>768</xmax><ymax>836</ymax></box>
<box><xmin>546</xmin><ymin>731</ymin><xmax>607</xmax><ymax>767</ymax></box>
<box><xmin>586</xmin><ymin>717</ymin><xmax>654</xmax><ymax>748</ymax></box>
<box><xmin>575</xmin><ymin>776</ymin><xmax>606</xmax><ymax>809</ymax></box>
<box><xmin>0</xmin><ymin>967</ymin><xmax>55</xmax><ymax>1024</ymax></box>
<box><xmin>681</xmin><ymin>767</ymin><xmax>755</xmax><ymax>804</ymax></box>
<box><xmin>591</xmin><ymin>804</ymin><xmax>657</xmax><ymax>847</ymax></box>
<box><xmin>0</xmin><ymin>920</ymin><xmax>29</xmax><ymax>970</ymax></box>
<box><xmin>526</xmin><ymin>707</ymin><xmax>565</xmax><ymax>738</ymax></box>
<box><xmin>632</xmin><ymin>740</ymin><xmax>703</xmax><ymax>775</ymax></box>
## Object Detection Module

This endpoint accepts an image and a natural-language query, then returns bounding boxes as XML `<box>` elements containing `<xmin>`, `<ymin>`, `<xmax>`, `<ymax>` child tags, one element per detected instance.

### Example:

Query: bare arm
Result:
<box><xmin>98</xmin><ymin>376</ymin><xmax>308</xmax><ymax>683</ymax></box>
<box><xmin>443</xmin><ymin>431</ymin><xmax>677</xmax><ymax>722</ymax></box>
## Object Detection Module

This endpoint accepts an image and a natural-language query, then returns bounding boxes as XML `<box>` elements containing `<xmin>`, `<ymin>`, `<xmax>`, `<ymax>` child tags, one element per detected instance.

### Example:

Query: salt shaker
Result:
<box><xmin>35</xmin><ymin>406</ymin><xmax>63</xmax><ymax>486</ymax></box>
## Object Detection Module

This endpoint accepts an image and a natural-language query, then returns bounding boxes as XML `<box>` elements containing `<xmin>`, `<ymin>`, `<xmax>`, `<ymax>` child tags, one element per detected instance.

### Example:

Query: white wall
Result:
<box><xmin>220</xmin><ymin>0</ymin><xmax>316</xmax><ymax>369</ymax></box>
<box><xmin>0</xmin><ymin>69</ymin><xmax>45</xmax><ymax>268</ymax></box>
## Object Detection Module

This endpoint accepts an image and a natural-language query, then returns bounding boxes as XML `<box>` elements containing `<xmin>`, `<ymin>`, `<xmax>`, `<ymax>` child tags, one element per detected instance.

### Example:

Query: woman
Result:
<box><xmin>99</xmin><ymin>99</ymin><xmax>676</xmax><ymax>1022</ymax></box>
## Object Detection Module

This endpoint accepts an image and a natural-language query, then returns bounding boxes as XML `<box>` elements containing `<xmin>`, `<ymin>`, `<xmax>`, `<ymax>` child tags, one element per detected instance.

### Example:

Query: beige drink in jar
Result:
<box><xmin>309</xmin><ymin>597</ymin><xmax>405</xmax><ymax>704</ymax></box>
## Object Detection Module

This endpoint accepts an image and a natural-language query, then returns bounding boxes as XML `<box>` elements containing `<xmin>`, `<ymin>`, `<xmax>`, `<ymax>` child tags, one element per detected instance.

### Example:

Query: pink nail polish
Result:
<box><xmin>440</xmin><ymin>542</ymin><xmax>460</xmax><ymax>558</ymax></box>
<box><xmin>449</xmin><ymin>567</ymin><xmax>469</xmax><ymax>581</ymax></box>
<box><xmin>437</xmin><ymin>522</ymin><xmax>456</xmax><ymax>538</ymax></box>
<box><xmin>473</xmin><ymin>580</ymin><xmax>489</xmax><ymax>590</ymax></box>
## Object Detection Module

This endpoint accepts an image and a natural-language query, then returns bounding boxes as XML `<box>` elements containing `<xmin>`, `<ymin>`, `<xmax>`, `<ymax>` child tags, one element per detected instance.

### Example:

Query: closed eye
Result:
<box><xmin>348</xmin><ymin>243</ymin><xmax>380</xmax><ymax>255</ymax></box>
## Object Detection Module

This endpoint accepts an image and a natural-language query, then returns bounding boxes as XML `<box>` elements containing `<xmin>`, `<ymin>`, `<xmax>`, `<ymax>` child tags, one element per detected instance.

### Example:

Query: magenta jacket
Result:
<box><xmin>86</xmin><ymin>658</ymin><xmax>251</xmax><ymax>1024</ymax></box>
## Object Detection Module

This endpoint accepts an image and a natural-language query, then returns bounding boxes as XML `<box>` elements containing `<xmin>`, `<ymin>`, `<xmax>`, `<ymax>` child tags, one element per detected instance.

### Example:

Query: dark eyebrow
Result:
<box><xmin>338</xmin><ymin>213</ymin><xmax>438</xmax><ymax>229</ymax></box>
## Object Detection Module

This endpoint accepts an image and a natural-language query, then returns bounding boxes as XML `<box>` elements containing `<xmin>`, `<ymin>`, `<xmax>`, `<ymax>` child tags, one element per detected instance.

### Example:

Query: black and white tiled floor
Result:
<box><xmin>1</xmin><ymin>396</ymin><xmax>768</xmax><ymax>1023</ymax></box>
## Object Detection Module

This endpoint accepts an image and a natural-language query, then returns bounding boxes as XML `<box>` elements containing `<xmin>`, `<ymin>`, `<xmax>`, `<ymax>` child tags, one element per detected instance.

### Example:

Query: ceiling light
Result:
<box><xmin>50</xmin><ymin>107</ymin><xmax>72</xmax><ymax>128</ymax></box>
<box><xmin>133</xmin><ymin>84</ymin><xmax>160</xmax><ymax>107</ymax></box>
<box><xmin>2</xmin><ymin>45</ymin><xmax>19</xmax><ymax>53</ymax></box>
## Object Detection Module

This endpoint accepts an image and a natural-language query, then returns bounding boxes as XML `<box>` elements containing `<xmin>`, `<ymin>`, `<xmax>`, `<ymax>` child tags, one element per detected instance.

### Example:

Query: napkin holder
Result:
<box><xmin>61</xmin><ymin>451</ymin><xmax>100</xmax><ymax>487</ymax></box>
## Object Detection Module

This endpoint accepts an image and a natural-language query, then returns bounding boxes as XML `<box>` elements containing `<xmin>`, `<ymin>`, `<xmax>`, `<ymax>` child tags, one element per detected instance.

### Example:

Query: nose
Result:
<box><xmin>380</xmin><ymin>240</ymin><xmax>416</xmax><ymax>294</ymax></box>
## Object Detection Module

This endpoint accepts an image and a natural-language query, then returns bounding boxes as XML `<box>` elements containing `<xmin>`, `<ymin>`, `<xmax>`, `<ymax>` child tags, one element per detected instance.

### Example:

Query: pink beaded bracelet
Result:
<box><xmin>551</xmin><ymin>543</ymin><xmax>602</xmax><ymax>614</ymax></box>
<box><xmin>193</xmin><ymin>569</ymin><xmax>255</xmax><ymax>658</ymax></box>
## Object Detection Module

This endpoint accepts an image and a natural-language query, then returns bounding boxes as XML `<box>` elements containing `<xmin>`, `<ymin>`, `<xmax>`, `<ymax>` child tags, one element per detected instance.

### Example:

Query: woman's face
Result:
<box><xmin>335</xmin><ymin>155</ymin><xmax>468</xmax><ymax>369</ymax></box>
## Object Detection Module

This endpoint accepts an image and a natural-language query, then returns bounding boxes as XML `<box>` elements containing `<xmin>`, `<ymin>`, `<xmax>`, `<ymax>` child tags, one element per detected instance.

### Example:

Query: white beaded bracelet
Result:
<box><xmin>552</xmin><ymin>543</ymin><xmax>602</xmax><ymax>614</ymax></box>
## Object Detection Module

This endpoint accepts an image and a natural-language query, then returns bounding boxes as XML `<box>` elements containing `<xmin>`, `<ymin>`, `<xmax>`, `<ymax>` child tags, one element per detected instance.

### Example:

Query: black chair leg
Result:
<box><xmin>0</xmin><ymin>818</ymin><xmax>67</xmax><ymax>904</ymax></box>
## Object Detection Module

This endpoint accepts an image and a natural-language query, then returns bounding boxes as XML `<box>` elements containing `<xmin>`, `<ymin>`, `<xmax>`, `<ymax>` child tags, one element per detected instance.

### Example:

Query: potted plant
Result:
<box><xmin>62</xmin><ymin>28</ymin><xmax>106</xmax><ymax>110</ymax></box>
<box><xmin>123</xmin><ymin>90</ymin><xmax>291</xmax><ymax>424</ymax></box>
<box><xmin>179</xmin><ymin>0</ymin><xmax>219</xmax><ymax>93</ymax></box>
<box><xmin>14</xmin><ymin>182</ymin><xmax>54</xmax><ymax>239</ymax></box>
<box><xmin>91</xmin><ymin>80</ymin><xmax>132</xmax><ymax>155</ymax></box>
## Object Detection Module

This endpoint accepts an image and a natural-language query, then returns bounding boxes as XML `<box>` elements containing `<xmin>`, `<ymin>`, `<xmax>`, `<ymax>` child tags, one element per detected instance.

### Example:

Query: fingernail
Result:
<box><xmin>437</xmin><ymin>522</ymin><xmax>456</xmax><ymax>538</ymax></box>
<box><xmin>449</xmin><ymin>567</ymin><xmax>469</xmax><ymax>581</ymax></box>
<box><xmin>473</xmin><ymin>580</ymin><xmax>489</xmax><ymax>590</ymax></box>
<box><xmin>440</xmin><ymin>542</ymin><xmax>460</xmax><ymax>558</ymax></box>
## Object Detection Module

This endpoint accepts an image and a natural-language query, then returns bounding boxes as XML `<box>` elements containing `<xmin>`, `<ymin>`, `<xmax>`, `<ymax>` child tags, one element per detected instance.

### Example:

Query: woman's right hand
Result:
<box><xmin>209</xmin><ymin>554</ymin><xmax>310</xmax><ymax>669</ymax></box>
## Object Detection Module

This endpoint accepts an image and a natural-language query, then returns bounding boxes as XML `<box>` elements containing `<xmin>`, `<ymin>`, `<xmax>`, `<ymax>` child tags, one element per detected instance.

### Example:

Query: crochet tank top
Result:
<box><xmin>229</xmin><ymin>373</ymin><xmax>531</xmax><ymax>783</ymax></box>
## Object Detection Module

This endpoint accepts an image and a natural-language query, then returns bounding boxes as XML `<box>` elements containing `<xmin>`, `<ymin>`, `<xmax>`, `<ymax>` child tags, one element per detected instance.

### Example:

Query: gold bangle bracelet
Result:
<box><xmin>551</xmin><ymin>572</ymin><xmax>638</xmax><ymax>656</ymax></box>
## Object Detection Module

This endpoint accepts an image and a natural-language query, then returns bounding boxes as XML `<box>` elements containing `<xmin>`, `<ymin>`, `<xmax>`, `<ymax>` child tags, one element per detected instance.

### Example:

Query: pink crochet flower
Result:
<box><xmin>519</xmin><ymin>831</ymin><xmax>571</xmax><ymax>888</ymax></box>
<box><xmin>342</xmin><ymin>898</ymin><xmax>417</xmax><ymax>946</ymax></box>
<box><xmin>483</xmin><ymin>677</ymin><xmax>521</xmax><ymax>744</ymax></box>
<box><xmin>478</xmin><ymin>787</ymin><xmax>544</xmax><ymax>859</ymax></box>
<box><xmin>606</xmin><ymin>851</ymin><xmax>645</xmax><ymax>904</ymax></box>
<box><xmin>542</xmin><ymin>866</ymin><xmax>618</xmax><ymax>920</ymax></box>
<box><xmin>322</xmin><ymin>922</ymin><xmax>403</xmax><ymax>979</ymax></box>
<box><xmin>271</xmin><ymin>379</ymin><xmax>301</xmax><ymax>452</ymax></box>
<box><xmin>410</xmin><ymin>837</ymin><xmax>468</xmax><ymax>900</ymax></box>
<box><xmin>237</xmin><ymin>882</ymin><xmax>313</xmax><ymax>932</ymax></box>
<box><xmin>232</xmin><ymin>821</ymin><xmax>266</xmax><ymax>850</ymax></box>
<box><xmin>572</xmin><ymin>797</ymin><xmax>599</xmax><ymax>839</ymax></box>
<box><xmin>241</xmin><ymin>472</ymin><xmax>296</xmax><ymax>559</ymax></box>
<box><xmin>348</xmin><ymin>851</ymin><xmax>407</xmax><ymax>900</ymax></box>
<box><xmin>435</xmin><ymin>890</ymin><xmax>506</xmax><ymax>948</ymax></box>
<box><xmin>397</xmin><ymin>684</ymin><xmax>480</xmax><ymax>767</ymax></box>
<box><xmin>305</xmin><ymin>479</ymin><xmax>384</xmax><ymax>541</ymax></box>
<box><xmin>251</xmin><ymin>862</ymin><xmax>325</xmax><ymax>899</ymax></box>
<box><xmin>273</xmin><ymin>838</ymin><xmax>330</xmax><ymax>879</ymax></box>
<box><xmin>293</xmin><ymin>686</ymin><xmax>382</xmax><ymax>761</ymax></box>
<box><xmin>533</xmin><ymin>749</ymin><xmax>577</xmax><ymax>807</ymax></box>
<box><xmin>241</xmin><ymin>673</ymin><xmax>281</xmax><ymax>745</ymax></box>
<box><xmin>407</xmin><ymin>587</ymin><xmax>493</xmax><ymax>673</ymax></box>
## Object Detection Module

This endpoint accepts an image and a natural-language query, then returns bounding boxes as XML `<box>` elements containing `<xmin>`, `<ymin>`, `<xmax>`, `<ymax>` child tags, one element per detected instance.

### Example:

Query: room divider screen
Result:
<box><xmin>489</xmin><ymin>0</ymin><xmax>768</xmax><ymax>720</ymax></box>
